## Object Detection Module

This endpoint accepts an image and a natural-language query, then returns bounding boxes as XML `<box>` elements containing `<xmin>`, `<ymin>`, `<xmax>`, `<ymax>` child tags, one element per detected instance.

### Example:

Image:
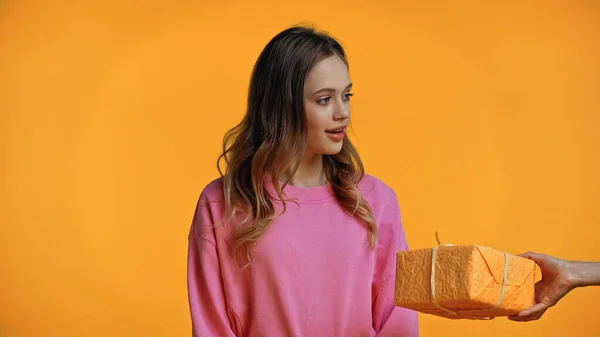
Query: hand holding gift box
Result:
<box><xmin>394</xmin><ymin>233</ymin><xmax>537</xmax><ymax>320</ymax></box>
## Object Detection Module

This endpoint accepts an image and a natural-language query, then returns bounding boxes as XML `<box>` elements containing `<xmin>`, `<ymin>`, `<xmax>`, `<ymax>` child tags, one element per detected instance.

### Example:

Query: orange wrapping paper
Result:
<box><xmin>394</xmin><ymin>245</ymin><xmax>536</xmax><ymax>319</ymax></box>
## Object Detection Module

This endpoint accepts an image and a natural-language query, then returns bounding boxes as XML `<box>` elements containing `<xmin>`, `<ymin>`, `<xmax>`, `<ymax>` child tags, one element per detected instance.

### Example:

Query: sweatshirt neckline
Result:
<box><xmin>264</xmin><ymin>176</ymin><xmax>335</xmax><ymax>204</ymax></box>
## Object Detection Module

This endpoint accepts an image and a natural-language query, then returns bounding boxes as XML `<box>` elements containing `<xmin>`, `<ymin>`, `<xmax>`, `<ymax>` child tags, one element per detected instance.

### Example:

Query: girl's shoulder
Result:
<box><xmin>198</xmin><ymin>176</ymin><xmax>226</xmax><ymax>204</ymax></box>
<box><xmin>359</xmin><ymin>173</ymin><xmax>399</xmax><ymax>206</ymax></box>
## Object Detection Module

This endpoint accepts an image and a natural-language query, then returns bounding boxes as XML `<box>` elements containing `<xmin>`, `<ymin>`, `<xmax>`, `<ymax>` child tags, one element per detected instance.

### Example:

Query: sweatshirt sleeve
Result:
<box><xmin>372</xmin><ymin>195</ymin><xmax>419</xmax><ymax>337</ymax></box>
<box><xmin>187</xmin><ymin>193</ymin><xmax>238</xmax><ymax>337</ymax></box>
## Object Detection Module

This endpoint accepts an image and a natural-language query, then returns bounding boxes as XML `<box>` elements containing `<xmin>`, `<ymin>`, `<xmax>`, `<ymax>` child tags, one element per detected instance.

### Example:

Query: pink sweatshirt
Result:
<box><xmin>187</xmin><ymin>174</ymin><xmax>419</xmax><ymax>337</ymax></box>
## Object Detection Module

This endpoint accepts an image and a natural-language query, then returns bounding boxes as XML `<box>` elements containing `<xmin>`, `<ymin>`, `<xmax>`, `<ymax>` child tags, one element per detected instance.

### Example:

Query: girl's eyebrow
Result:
<box><xmin>311</xmin><ymin>83</ymin><xmax>352</xmax><ymax>95</ymax></box>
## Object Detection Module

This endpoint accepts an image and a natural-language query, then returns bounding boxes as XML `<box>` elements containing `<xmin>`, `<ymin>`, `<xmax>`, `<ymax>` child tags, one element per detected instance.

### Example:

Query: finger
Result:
<box><xmin>518</xmin><ymin>302</ymin><xmax>548</xmax><ymax>317</ymax></box>
<box><xmin>518</xmin><ymin>251</ymin><xmax>536</xmax><ymax>258</ymax></box>
<box><xmin>523</xmin><ymin>309</ymin><xmax>547</xmax><ymax>321</ymax></box>
<box><xmin>518</xmin><ymin>252</ymin><xmax>544</xmax><ymax>263</ymax></box>
<box><xmin>509</xmin><ymin>314</ymin><xmax>539</xmax><ymax>322</ymax></box>
<box><xmin>507</xmin><ymin>302</ymin><xmax>547</xmax><ymax>320</ymax></box>
<box><xmin>508</xmin><ymin>315</ymin><xmax>526</xmax><ymax>322</ymax></box>
<box><xmin>508</xmin><ymin>308</ymin><xmax>547</xmax><ymax>322</ymax></box>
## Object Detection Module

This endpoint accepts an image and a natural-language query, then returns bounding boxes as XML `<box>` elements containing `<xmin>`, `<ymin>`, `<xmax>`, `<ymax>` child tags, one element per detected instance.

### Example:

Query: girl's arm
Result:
<box><xmin>187</xmin><ymin>194</ymin><xmax>238</xmax><ymax>337</ymax></box>
<box><xmin>372</xmin><ymin>197</ymin><xmax>419</xmax><ymax>337</ymax></box>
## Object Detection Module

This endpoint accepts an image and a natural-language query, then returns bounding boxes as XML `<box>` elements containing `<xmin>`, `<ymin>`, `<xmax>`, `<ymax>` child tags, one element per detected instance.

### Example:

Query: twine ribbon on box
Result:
<box><xmin>430</xmin><ymin>232</ymin><xmax>509</xmax><ymax>320</ymax></box>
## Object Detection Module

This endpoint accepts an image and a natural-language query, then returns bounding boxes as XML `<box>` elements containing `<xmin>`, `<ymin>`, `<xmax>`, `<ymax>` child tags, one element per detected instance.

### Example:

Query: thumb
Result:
<box><xmin>518</xmin><ymin>252</ymin><xmax>545</xmax><ymax>265</ymax></box>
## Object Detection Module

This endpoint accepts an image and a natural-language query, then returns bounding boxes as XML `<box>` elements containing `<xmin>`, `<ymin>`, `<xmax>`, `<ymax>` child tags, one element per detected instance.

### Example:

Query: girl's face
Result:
<box><xmin>303</xmin><ymin>54</ymin><xmax>352</xmax><ymax>157</ymax></box>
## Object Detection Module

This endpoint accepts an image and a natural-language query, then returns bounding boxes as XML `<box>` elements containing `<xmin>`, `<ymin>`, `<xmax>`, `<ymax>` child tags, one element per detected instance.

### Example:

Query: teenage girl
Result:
<box><xmin>187</xmin><ymin>25</ymin><xmax>419</xmax><ymax>337</ymax></box>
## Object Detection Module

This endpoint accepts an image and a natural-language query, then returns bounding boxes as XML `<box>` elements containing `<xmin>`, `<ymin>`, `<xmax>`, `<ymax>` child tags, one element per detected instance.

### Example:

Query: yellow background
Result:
<box><xmin>1</xmin><ymin>1</ymin><xmax>599</xmax><ymax>336</ymax></box>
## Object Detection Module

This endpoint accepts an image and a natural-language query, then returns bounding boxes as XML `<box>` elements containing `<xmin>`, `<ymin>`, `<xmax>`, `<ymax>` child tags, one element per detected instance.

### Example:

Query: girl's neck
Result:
<box><xmin>283</xmin><ymin>152</ymin><xmax>327</xmax><ymax>188</ymax></box>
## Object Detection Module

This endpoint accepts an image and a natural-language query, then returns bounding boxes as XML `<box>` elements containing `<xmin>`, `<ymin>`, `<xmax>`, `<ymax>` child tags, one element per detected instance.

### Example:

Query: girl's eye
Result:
<box><xmin>317</xmin><ymin>93</ymin><xmax>353</xmax><ymax>105</ymax></box>
<box><xmin>317</xmin><ymin>97</ymin><xmax>331</xmax><ymax>105</ymax></box>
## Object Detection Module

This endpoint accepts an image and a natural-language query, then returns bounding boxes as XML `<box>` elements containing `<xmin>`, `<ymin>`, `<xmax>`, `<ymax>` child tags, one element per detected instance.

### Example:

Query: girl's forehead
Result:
<box><xmin>304</xmin><ymin>55</ymin><xmax>350</xmax><ymax>92</ymax></box>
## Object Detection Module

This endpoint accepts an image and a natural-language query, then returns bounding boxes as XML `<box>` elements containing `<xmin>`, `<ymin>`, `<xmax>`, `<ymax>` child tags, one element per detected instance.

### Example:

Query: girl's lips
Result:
<box><xmin>325</xmin><ymin>127</ymin><xmax>346</xmax><ymax>141</ymax></box>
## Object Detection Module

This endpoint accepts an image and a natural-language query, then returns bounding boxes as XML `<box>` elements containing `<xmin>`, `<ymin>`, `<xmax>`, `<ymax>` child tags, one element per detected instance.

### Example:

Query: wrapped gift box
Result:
<box><xmin>394</xmin><ymin>244</ymin><xmax>537</xmax><ymax>319</ymax></box>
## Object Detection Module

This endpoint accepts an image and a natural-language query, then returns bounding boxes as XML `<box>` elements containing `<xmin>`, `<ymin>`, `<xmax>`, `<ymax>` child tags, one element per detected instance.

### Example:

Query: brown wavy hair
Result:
<box><xmin>217</xmin><ymin>25</ymin><xmax>377</xmax><ymax>267</ymax></box>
